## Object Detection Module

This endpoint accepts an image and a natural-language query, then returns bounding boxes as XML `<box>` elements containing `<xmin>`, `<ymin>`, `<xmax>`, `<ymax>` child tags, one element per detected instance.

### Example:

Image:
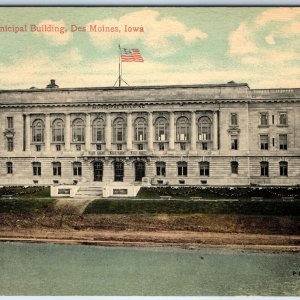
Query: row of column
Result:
<box><xmin>24</xmin><ymin>111</ymin><xmax>219</xmax><ymax>152</ymax></box>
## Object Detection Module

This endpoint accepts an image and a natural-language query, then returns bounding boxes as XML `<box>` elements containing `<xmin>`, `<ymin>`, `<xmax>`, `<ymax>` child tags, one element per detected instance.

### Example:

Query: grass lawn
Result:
<box><xmin>84</xmin><ymin>199</ymin><xmax>300</xmax><ymax>216</ymax></box>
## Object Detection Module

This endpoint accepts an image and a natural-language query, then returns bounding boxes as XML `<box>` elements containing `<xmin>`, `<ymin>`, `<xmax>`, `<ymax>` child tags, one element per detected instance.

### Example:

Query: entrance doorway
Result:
<box><xmin>135</xmin><ymin>161</ymin><xmax>145</xmax><ymax>182</ymax></box>
<box><xmin>114</xmin><ymin>161</ymin><xmax>124</xmax><ymax>182</ymax></box>
<box><xmin>93</xmin><ymin>161</ymin><xmax>103</xmax><ymax>181</ymax></box>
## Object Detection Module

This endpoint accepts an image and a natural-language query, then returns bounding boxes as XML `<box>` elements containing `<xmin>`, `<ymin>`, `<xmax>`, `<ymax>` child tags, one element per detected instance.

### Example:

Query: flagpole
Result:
<box><xmin>118</xmin><ymin>44</ymin><xmax>121</xmax><ymax>87</ymax></box>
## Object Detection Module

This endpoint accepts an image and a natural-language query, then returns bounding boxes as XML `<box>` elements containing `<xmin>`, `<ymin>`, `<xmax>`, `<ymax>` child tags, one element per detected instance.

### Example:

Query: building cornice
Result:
<box><xmin>0</xmin><ymin>82</ymin><xmax>250</xmax><ymax>94</ymax></box>
<box><xmin>0</xmin><ymin>97</ymin><xmax>299</xmax><ymax>109</ymax></box>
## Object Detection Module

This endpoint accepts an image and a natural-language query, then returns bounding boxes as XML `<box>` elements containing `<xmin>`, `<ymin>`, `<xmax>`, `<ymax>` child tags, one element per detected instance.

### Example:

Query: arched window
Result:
<box><xmin>72</xmin><ymin>118</ymin><xmax>85</xmax><ymax>142</ymax></box>
<box><xmin>156</xmin><ymin>161</ymin><xmax>166</xmax><ymax>176</ymax></box>
<box><xmin>6</xmin><ymin>162</ymin><xmax>13</xmax><ymax>174</ymax></box>
<box><xmin>231</xmin><ymin>161</ymin><xmax>239</xmax><ymax>174</ymax></box>
<box><xmin>199</xmin><ymin>161</ymin><xmax>210</xmax><ymax>176</ymax></box>
<box><xmin>73</xmin><ymin>162</ymin><xmax>82</xmax><ymax>176</ymax></box>
<box><xmin>134</xmin><ymin>118</ymin><xmax>147</xmax><ymax>141</ymax></box>
<box><xmin>32</xmin><ymin>162</ymin><xmax>41</xmax><ymax>176</ymax></box>
<box><xmin>32</xmin><ymin>119</ymin><xmax>44</xmax><ymax>142</ymax></box>
<box><xmin>92</xmin><ymin>118</ymin><xmax>105</xmax><ymax>142</ymax></box>
<box><xmin>52</xmin><ymin>119</ymin><xmax>64</xmax><ymax>142</ymax></box>
<box><xmin>135</xmin><ymin>161</ymin><xmax>146</xmax><ymax>181</ymax></box>
<box><xmin>177</xmin><ymin>161</ymin><xmax>188</xmax><ymax>176</ymax></box>
<box><xmin>114</xmin><ymin>161</ymin><xmax>124</xmax><ymax>181</ymax></box>
<box><xmin>279</xmin><ymin>161</ymin><xmax>288</xmax><ymax>176</ymax></box>
<box><xmin>155</xmin><ymin>117</ymin><xmax>168</xmax><ymax>141</ymax></box>
<box><xmin>260</xmin><ymin>161</ymin><xmax>269</xmax><ymax>177</ymax></box>
<box><xmin>113</xmin><ymin>118</ymin><xmax>126</xmax><ymax>142</ymax></box>
<box><xmin>52</xmin><ymin>162</ymin><xmax>61</xmax><ymax>176</ymax></box>
<box><xmin>198</xmin><ymin>117</ymin><xmax>211</xmax><ymax>141</ymax></box>
<box><xmin>176</xmin><ymin>117</ymin><xmax>189</xmax><ymax>141</ymax></box>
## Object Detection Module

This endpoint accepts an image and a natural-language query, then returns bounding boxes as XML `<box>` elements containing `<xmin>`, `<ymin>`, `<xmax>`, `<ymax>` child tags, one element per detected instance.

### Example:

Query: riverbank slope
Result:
<box><xmin>1</xmin><ymin>213</ymin><xmax>299</xmax><ymax>251</ymax></box>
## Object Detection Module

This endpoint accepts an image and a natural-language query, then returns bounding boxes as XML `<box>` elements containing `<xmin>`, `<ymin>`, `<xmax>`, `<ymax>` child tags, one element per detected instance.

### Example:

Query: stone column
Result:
<box><xmin>127</xmin><ymin>112</ymin><xmax>133</xmax><ymax>151</ymax></box>
<box><xmin>213</xmin><ymin>111</ymin><xmax>219</xmax><ymax>150</ymax></box>
<box><xmin>148</xmin><ymin>112</ymin><xmax>153</xmax><ymax>151</ymax></box>
<box><xmin>105</xmin><ymin>113</ymin><xmax>111</xmax><ymax>150</ymax></box>
<box><xmin>44</xmin><ymin>114</ymin><xmax>51</xmax><ymax>152</ymax></box>
<box><xmin>190</xmin><ymin>111</ymin><xmax>197</xmax><ymax>151</ymax></box>
<box><xmin>65</xmin><ymin>114</ymin><xmax>71</xmax><ymax>151</ymax></box>
<box><xmin>85</xmin><ymin>113</ymin><xmax>91</xmax><ymax>151</ymax></box>
<box><xmin>25</xmin><ymin>114</ymin><xmax>31</xmax><ymax>152</ymax></box>
<box><xmin>169</xmin><ymin>111</ymin><xmax>175</xmax><ymax>150</ymax></box>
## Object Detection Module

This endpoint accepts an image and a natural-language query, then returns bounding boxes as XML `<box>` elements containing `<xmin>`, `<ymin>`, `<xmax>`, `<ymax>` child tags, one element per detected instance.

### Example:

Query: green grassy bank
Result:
<box><xmin>0</xmin><ymin>186</ymin><xmax>50</xmax><ymax>198</ymax></box>
<box><xmin>136</xmin><ymin>186</ymin><xmax>300</xmax><ymax>200</ymax></box>
<box><xmin>84</xmin><ymin>199</ymin><xmax>300</xmax><ymax>215</ymax></box>
<box><xmin>0</xmin><ymin>187</ymin><xmax>54</xmax><ymax>214</ymax></box>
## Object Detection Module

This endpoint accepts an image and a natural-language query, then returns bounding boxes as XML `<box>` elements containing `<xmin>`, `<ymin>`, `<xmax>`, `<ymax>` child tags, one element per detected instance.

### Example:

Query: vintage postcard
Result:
<box><xmin>0</xmin><ymin>6</ymin><xmax>299</xmax><ymax>297</ymax></box>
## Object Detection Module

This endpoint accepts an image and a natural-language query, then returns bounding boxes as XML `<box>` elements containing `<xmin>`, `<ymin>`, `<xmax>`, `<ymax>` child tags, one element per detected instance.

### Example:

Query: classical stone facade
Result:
<box><xmin>0</xmin><ymin>80</ymin><xmax>299</xmax><ymax>188</ymax></box>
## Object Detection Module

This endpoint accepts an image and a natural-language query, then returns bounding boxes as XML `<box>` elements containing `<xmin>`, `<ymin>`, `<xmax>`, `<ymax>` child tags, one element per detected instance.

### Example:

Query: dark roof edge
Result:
<box><xmin>0</xmin><ymin>82</ymin><xmax>250</xmax><ymax>93</ymax></box>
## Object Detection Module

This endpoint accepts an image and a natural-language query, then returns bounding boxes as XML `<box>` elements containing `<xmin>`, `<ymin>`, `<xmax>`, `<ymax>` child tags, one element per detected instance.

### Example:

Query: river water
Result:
<box><xmin>0</xmin><ymin>242</ymin><xmax>299</xmax><ymax>296</ymax></box>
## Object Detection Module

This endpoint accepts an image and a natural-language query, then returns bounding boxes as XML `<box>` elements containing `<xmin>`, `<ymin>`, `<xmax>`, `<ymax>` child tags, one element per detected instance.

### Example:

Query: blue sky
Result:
<box><xmin>0</xmin><ymin>7</ymin><xmax>299</xmax><ymax>89</ymax></box>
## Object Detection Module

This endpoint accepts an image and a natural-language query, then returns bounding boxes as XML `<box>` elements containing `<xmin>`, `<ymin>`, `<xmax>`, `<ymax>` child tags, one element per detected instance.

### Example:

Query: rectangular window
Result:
<box><xmin>116</xmin><ymin>128</ymin><xmax>124</xmax><ymax>142</ymax></box>
<box><xmin>135</xmin><ymin>127</ymin><xmax>146</xmax><ymax>141</ymax></box>
<box><xmin>6</xmin><ymin>162</ymin><xmax>13</xmax><ymax>174</ymax></box>
<box><xmin>138</xmin><ymin>144</ymin><xmax>144</xmax><ymax>150</ymax></box>
<box><xmin>279</xmin><ymin>134</ymin><xmax>288</xmax><ymax>150</ymax></box>
<box><xmin>96</xmin><ymin>144</ymin><xmax>102</xmax><ymax>151</ymax></box>
<box><xmin>260</xmin><ymin>162</ymin><xmax>269</xmax><ymax>177</ymax></box>
<box><xmin>7</xmin><ymin>138</ymin><xmax>13</xmax><ymax>152</ymax></box>
<box><xmin>279</xmin><ymin>112</ymin><xmax>287</xmax><ymax>126</ymax></box>
<box><xmin>96</xmin><ymin>130</ymin><xmax>104</xmax><ymax>142</ymax></box>
<box><xmin>159</xmin><ymin>143</ymin><xmax>165</xmax><ymax>151</ymax></box>
<box><xmin>231</xmin><ymin>136</ymin><xmax>238</xmax><ymax>150</ymax></box>
<box><xmin>76</xmin><ymin>144</ymin><xmax>81</xmax><ymax>151</ymax></box>
<box><xmin>260</xmin><ymin>135</ymin><xmax>269</xmax><ymax>150</ymax></box>
<box><xmin>272</xmin><ymin>138</ymin><xmax>275</xmax><ymax>147</ymax></box>
<box><xmin>53</xmin><ymin>162</ymin><xmax>61</xmax><ymax>176</ymax></box>
<box><xmin>33</xmin><ymin>162</ymin><xmax>41</xmax><ymax>176</ymax></box>
<box><xmin>177</xmin><ymin>162</ymin><xmax>187</xmax><ymax>176</ymax></box>
<box><xmin>202</xmin><ymin>142</ymin><xmax>208</xmax><ymax>150</ymax></box>
<box><xmin>117</xmin><ymin>144</ymin><xmax>122</xmax><ymax>151</ymax></box>
<box><xmin>200</xmin><ymin>162</ymin><xmax>210</xmax><ymax>176</ymax></box>
<box><xmin>230</xmin><ymin>113</ymin><xmax>238</xmax><ymax>126</ymax></box>
<box><xmin>156</xmin><ymin>162</ymin><xmax>166</xmax><ymax>177</ymax></box>
<box><xmin>272</xmin><ymin>115</ymin><xmax>275</xmax><ymax>125</ymax></box>
<box><xmin>73</xmin><ymin>162</ymin><xmax>82</xmax><ymax>176</ymax></box>
<box><xmin>7</xmin><ymin>117</ymin><xmax>13</xmax><ymax>129</ymax></box>
<box><xmin>180</xmin><ymin>143</ymin><xmax>186</xmax><ymax>151</ymax></box>
<box><xmin>56</xmin><ymin>144</ymin><xmax>61</xmax><ymax>151</ymax></box>
<box><xmin>36</xmin><ymin>145</ymin><xmax>41</xmax><ymax>152</ymax></box>
<box><xmin>279</xmin><ymin>162</ymin><xmax>288</xmax><ymax>176</ymax></box>
<box><xmin>231</xmin><ymin>161</ymin><xmax>238</xmax><ymax>174</ymax></box>
<box><xmin>260</xmin><ymin>113</ymin><xmax>268</xmax><ymax>126</ymax></box>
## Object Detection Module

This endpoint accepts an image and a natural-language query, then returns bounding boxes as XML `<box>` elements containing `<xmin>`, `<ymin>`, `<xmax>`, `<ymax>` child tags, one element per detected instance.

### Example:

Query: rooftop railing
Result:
<box><xmin>252</xmin><ymin>88</ymin><xmax>296</xmax><ymax>95</ymax></box>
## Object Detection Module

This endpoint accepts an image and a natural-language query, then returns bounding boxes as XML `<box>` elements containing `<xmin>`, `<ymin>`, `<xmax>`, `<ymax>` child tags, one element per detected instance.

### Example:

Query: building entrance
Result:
<box><xmin>93</xmin><ymin>161</ymin><xmax>103</xmax><ymax>181</ymax></box>
<box><xmin>135</xmin><ymin>161</ymin><xmax>145</xmax><ymax>182</ymax></box>
<box><xmin>114</xmin><ymin>161</ymin><xmax>124</xmax><ymax>182</ymax></box>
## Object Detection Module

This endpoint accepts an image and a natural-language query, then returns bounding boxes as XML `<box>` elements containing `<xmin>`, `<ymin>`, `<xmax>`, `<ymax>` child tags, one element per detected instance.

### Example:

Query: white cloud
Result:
<box><xmin>87</xmin><ymin>10</ymin><xmax>207</xmax><ymax>56</ymax></box>
<box><xmin>229</xmin><ymin>8</ymin><xmax>300</xmax><ymax>66</ymax></box>
<box><xmin>228</xmin><ymin>22</ymin><xmax>258</xmax><ymax>56</ymax></box>
<box><xmin>33</xmin><ymin>20</ymin><xmax>72</xmax><ymax>45</ymax></box>
<box><xmin>255</xmin><ymin>7</ymin><xmax>300</xmax><ymax>27</ymax></box>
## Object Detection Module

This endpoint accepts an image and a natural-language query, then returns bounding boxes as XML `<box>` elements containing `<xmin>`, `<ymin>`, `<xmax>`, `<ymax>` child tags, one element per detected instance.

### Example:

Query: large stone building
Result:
<box><xmin>0</xmin><ymin>80</ymin><xmax>299</xmax><ymax>196</ymax></box>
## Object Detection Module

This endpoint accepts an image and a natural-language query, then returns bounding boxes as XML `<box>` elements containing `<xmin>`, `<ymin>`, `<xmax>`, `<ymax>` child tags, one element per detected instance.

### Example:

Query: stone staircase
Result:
<box><xmin>75</xmin><ymin>186</ymin><xmax>103</xmax><ymax>199</ymax></box>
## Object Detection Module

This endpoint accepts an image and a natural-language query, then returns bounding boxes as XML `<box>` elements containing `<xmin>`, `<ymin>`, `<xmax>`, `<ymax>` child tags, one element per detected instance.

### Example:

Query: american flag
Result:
<box><xmin>121</xmin><ymin>48</ymin><xmax>144</xmax><ymax>62</ymax></box>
